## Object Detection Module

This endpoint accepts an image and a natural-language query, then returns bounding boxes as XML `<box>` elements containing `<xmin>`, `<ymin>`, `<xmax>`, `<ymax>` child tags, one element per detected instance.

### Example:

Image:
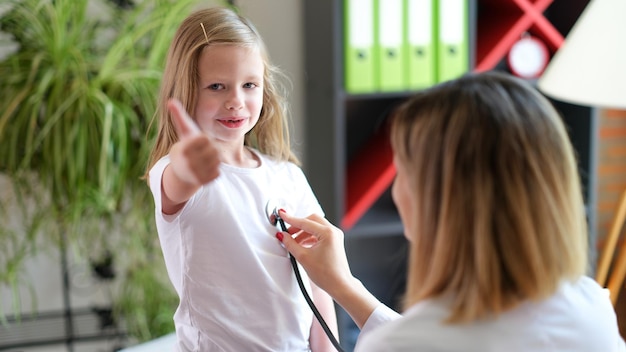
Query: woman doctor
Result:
<box><xmin>276</xmin><ymin>71</ymin><xmax>625</xmax><ymax>352</ymax></box>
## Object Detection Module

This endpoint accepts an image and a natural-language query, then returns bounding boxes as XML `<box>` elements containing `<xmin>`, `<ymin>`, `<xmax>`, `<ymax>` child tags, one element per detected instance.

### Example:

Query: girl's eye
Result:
<box><xmin>208</xmin><ymin>83</ymin><xmax>224</xmax><ymax>90</ymax></box>
<box><xmin>243</xmin><ymin>82</ymin><xmax>257</xmax><ymax>89</ymax></box>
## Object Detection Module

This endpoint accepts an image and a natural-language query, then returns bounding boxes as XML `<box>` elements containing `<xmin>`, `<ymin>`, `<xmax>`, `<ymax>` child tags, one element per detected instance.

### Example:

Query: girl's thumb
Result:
<box><xmin>169</xmin><ymin>99</ymin><xmax>201</xmax><ymax>138</ymax></box>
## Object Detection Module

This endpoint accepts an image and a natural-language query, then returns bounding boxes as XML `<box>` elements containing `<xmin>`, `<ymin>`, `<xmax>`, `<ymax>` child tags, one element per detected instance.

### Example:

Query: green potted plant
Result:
<box><xmin>0</xmin><ymin>0</ymin><xmax>226</xmax><ymax>343</ymax></box>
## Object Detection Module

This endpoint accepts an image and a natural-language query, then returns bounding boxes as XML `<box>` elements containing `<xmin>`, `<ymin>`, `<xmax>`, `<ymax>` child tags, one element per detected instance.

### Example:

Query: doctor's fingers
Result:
<box><xmin>292</xmin><ymin>231</ymin><xmax>318</xmax><ymax>248</ymax></box>
<box><xmin>279</xmin><ymin>211</ymin><xmax>342</xmax><ymax>242</ymax></box>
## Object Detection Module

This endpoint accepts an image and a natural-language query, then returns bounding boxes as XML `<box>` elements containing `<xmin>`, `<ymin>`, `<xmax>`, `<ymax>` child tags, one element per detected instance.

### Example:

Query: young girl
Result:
<box><xmin>145</xmin><ymin>7</ymin><xmax>337</xmax><ymax>351</ymax></box>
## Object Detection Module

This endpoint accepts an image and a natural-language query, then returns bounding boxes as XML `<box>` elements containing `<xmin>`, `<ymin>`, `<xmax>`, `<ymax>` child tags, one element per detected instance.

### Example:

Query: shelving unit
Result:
<box><xmin>304</xmin><ymin>0</ymin><xmax>595</xmax><ymax>244</ymax></box>
<box><xmin>303</xmin><ymin>0</ymin><xmax>594</xmax><ymax>349</ymax></box>
<box><xmin>304</xmin><ymin>1</ymin><xmax>476</xmax><ymax>237</ymax></box>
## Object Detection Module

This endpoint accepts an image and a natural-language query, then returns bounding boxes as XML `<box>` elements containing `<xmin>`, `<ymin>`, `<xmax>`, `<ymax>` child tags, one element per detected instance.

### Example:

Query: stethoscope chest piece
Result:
<box><xmin>265</xmin><ymin>198</ymin><xmax>282</xmax><ymax>228</ymax></box>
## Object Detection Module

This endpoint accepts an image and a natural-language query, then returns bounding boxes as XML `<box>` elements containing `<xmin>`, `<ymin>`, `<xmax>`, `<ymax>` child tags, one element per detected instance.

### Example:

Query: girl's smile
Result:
<box><xmin>217</xmin><ymin>117</ymin><xmax>247</xmax><ymax>128</ymax></box>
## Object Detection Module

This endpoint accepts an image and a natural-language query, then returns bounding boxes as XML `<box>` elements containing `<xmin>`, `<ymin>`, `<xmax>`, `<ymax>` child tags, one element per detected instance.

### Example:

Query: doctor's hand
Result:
<box><xmin>277</xmin><ymin>211</ymin><xmax>382</xmax><ymax>329</ymax></box>
<box><xmin>168</xmin><ymin>98</ymin><xmax>220</xmax><ymax>187</ymax></box>
<box><xmin>276</xmin><ymin>211</ymin><xmax>354</xmax><ymax>297</ymax></box>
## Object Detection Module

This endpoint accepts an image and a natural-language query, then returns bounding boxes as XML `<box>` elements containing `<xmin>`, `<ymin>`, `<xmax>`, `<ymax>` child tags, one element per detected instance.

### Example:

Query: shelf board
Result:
<box><xmin>341</xmin><ymin>90</ymin><xmax>418</xmax><ymax>101</ymax></box>
<box><xmin>345</xmin><ymin>188</ymin><xmax>404</xmax><ymax>238</ymax></box>
<box><xmin>347</xmin><ymin>219</ymin><xmax>404</xmax><ymax>238</ymax></box>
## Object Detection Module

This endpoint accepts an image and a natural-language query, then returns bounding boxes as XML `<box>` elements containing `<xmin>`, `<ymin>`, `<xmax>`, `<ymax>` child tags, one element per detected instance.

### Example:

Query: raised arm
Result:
<box><xmin>161</xmin><ymin>99</ymin><xmax>220</xmax><ymax>214</ymax></box>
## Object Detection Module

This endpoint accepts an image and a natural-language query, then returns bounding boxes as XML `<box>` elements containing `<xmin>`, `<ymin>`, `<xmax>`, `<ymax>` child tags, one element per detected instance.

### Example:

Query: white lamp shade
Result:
<box><xmin>537</xmin><ymin>0</ymin><xmax>626</xmax><ymax>109</ymax></box>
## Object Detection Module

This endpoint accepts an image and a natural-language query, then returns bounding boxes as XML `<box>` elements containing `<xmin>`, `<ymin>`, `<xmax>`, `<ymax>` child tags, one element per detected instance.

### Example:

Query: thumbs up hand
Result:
<box><xmin>168</xmin><ymin>99</ymin><xmax>220</xmax><ymax>187</ymax></box>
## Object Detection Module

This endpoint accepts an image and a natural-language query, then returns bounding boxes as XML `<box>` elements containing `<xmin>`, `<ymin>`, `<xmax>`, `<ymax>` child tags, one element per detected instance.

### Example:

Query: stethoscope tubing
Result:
<box><xmin>276</xmin><ymin>216</ymin><xmax>345</xmax><ymax>352</ymax></box>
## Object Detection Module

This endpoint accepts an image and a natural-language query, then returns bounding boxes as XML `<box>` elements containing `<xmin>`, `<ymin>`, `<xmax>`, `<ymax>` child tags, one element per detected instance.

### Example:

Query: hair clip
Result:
<box><xmin>200</xmin><ymin>22</ymin><xmax>209</xmax><ymax>44</ymax></box>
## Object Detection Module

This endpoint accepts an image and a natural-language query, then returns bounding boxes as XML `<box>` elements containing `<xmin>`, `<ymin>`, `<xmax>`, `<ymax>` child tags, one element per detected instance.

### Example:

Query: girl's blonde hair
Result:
<box><xmin>145</xmin><ymin>7</ymin><xmax>298</xmax><ymax>178</ymax></box>
<box><xmin>391</xmin><ymin>71</ymin><xmax>588</xmax><ymax>323</ymax></box>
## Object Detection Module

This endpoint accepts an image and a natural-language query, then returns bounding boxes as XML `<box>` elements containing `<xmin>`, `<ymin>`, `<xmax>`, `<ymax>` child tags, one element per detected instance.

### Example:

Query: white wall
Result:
<box><xmin>235</xmin><ymin>0</ymin><xmax>307</xmax><ymax>161</ymax></box>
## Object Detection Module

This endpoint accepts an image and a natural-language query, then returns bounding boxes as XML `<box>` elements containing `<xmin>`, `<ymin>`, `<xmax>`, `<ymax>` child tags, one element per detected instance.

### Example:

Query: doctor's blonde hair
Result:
<box><xmin>391</xmin><ymin>71</ymin><xmax>588</xmax><ymax>323</ymax></box>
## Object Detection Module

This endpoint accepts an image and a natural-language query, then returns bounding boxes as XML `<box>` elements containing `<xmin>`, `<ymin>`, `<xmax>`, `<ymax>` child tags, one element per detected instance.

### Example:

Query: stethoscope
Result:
<box><xmin>265</xmin><ymin>199</ymin><xmax>344</xmax><ymax>352</ymax></box>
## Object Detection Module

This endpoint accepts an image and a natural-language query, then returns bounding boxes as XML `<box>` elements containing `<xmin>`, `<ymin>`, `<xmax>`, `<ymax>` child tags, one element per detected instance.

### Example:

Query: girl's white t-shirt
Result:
<box><xmin>149</xmin><ymin>150</ymin><xmax>323</xmax><ymax>352</ymax></box>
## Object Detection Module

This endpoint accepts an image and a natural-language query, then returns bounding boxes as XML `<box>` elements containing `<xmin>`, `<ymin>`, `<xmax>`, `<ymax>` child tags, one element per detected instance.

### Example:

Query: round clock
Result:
<box><xmin>507</xmin><ymin>34</ymin><xmax>550</xmax><ymax>79</ymax></box>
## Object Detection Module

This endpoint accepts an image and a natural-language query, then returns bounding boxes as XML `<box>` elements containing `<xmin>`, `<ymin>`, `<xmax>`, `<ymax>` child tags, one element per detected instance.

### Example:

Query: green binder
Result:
<box><xmin>436</xmin><ymin>0</ymin><xmax>469</xmax><ymax>83</ymax></box>
<box><xmin>344</xmin><ymin>0</ymin><xmax>376</xmax><ymax>93</ymax></box>
<box><xmin>375</xmin><ymin>0</ymin><xmax>406</xmax><ymax>92</ymax></box>
<box><xmin>405</xmin><ymin>0</ymin><xmax>436</xmax><ymax>90</ymax></box>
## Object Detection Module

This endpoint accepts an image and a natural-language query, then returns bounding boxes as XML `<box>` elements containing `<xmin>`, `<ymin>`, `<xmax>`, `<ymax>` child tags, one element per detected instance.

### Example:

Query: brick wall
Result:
<box><xmin>596</xmin><ymin>109</ymin><xmax>626</xmax><ymax>248</ymax></box>
<box><xmin>595</xmin><ymin>108</ymin><xmax>626</xmax><ymax>338</ymax></box>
